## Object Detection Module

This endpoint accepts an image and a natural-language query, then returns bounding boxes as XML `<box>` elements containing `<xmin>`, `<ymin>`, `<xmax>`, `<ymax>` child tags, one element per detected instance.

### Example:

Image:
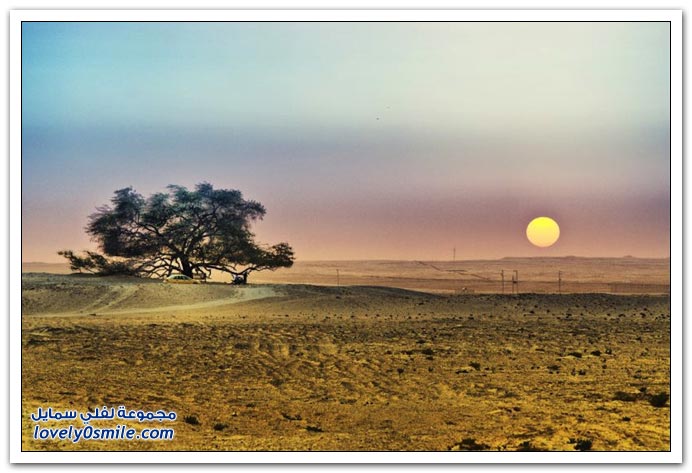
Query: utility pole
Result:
<box><xmin>513</xmin><ymin>270</ymin><xmax>519</xmax><ymax>294</ymax></box>
<box><xmin>501</xmin><ymin>270</ymin><xmax>505</xmax><ymax>294</ymax></box>
<box><xmin>336</xmin><ymin>269</ymin><xmax>340</xmax><ymax>287</ymax></box>
<box><xmin>453</xmin><ymin>247</ymin><xmax>456</xmax><ymax>262</ymax></box>
<box><xmin>558</xmin><ymin>271</ymin><xmax>562</xmax><ymax>294</ymax></box>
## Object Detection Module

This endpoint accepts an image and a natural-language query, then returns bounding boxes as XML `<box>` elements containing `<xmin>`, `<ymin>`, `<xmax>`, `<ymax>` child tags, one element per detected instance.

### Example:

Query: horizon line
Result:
<box><xmin>22</xmin><ymin>255</ymin><xmax>672</xmax><ymax>265</ymax></box>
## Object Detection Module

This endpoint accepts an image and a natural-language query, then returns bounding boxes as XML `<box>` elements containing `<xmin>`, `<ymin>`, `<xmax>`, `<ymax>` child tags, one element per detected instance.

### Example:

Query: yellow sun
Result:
<box><xmin>526</xmin><ymin>216</ymin><xmax>560</xmax><ymax>248</ymax></box>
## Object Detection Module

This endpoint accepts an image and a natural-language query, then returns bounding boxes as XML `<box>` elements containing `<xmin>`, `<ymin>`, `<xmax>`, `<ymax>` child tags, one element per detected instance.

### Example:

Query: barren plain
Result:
<box><xmin>21</xmin><ymin>258</ymin><xmax>670</xmax><ymax>451</ymax></box>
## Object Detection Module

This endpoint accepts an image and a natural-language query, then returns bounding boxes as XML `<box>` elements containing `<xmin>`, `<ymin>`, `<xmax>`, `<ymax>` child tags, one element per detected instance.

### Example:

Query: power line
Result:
<box><xmin>416</xmin><ymin>261</ymin><xmax>492</xmax><ymax>281</ymax></box>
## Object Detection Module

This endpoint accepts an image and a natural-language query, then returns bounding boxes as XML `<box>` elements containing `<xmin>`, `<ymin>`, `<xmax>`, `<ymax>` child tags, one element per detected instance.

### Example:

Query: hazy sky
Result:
<box><xmin>22</xmin><ymin>22</ymin><xmax>670</xmax><ymax>262</ymax></box>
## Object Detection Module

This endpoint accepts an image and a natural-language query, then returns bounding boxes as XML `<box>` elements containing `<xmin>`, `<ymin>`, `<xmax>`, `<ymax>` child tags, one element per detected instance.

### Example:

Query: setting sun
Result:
<box><xmin>526</xmin><ymin>216</ymin><xmax>560</xmax><ymax>248</ymax></box>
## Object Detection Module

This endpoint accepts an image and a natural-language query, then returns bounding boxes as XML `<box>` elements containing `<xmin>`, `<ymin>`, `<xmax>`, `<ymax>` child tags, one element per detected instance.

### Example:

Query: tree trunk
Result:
<box><xmin>232</xmin><ymin>272</ymin><xmax>248</xmax><ymax>285</ymax></box>
<box><xmin>180</xmin><ymin>260</ymin><xmax>193</xmax><ymax>278</ymax></box>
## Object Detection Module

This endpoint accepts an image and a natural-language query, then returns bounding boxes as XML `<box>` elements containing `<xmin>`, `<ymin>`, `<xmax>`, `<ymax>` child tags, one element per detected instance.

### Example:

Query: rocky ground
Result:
<box><xmin>21</xmin><ymin>274</ymin><xmax>670</xmax><ymax>451</ymax></box>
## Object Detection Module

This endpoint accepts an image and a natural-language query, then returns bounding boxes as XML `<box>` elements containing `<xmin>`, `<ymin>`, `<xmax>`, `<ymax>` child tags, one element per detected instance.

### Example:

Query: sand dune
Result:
<box><xmin>21</xmin><ymin>273</ymin><xmax>278</xmax><ymax>316</ymax></box>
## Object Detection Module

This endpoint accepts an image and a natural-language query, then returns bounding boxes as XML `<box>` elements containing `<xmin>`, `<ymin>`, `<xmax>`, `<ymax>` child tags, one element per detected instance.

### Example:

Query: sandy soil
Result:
<box><xmin>23</xmin><ymin>257</ymin><xmax>670</xmax><ymax>294</ymax></box>
<box><xmin>21</xmin><ymin>273</ymin><xmax>277</xmax><ymax>317</ymax></box>
<box><xmin>21</xmin><ymin>273</ymin><xmax>670</xmax><ymax>452</ymax></box>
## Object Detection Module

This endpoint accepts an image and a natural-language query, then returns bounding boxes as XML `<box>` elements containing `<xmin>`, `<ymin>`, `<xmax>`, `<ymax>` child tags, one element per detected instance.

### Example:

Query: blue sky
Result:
<box><xmin>22</xmin><ymin>21</ymin><xmax>670</xmax><ymax>261</ymax></box>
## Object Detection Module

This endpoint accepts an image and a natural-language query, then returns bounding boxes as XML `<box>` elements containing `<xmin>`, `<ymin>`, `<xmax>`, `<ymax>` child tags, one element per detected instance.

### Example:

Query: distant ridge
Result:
<box><xmin>500</xmin><ymin>256</ymin><xmax>670</xmax><ymax>261</ymax></box>
<box><xmin>24</xmin><ymin>256</ymin><xmax>671</xmax><ymax>266</ymax></box>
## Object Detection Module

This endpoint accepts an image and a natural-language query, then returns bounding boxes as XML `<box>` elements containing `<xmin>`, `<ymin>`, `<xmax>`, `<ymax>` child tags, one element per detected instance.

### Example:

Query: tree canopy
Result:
<box><xmin>59</xmin><ymin>183</ymin><xmax>294</xmax><ymax>282</ymax></box>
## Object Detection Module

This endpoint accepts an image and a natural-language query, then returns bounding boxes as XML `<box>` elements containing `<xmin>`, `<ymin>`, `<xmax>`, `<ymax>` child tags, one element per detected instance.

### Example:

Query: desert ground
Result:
<box><xmin>21</xmin><ymin>259</ymin><xmax>670</xmax><ymax>451</ymax></box>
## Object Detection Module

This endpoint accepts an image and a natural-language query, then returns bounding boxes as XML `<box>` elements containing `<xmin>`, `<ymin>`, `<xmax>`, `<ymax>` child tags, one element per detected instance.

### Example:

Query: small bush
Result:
<box><xmin>613</xmin><ymin>391</ymin><xmax>638</xmax><ymax>402</ymax></box>
<box><xmin>573</xmin><ymin>438</ymin><xmax>593</xmax><ymax>451</ymax></box>
<box><xmin>306</xmin><ymin>425</ymin><xmax>324</xmax><ymax>433</ymax></box>
<box><xmin>567</xmin><ymin>351</ymin><xmax>583</xmax><ymax>358</ymax></box>
<box><xmin>449</xmin><ymin>438</ymin><xmax>490</xmax><ymax>451</ymax></box>
<box><xmin>469</xmin><ymin>362</ymin><xmax>481</xmax><ymax>371</ymax></box>
<box><xmin>649</xmin><ymin>392</ymin><xmax>669</xmax><ymax>408</ymax></box>
<box><xmin>184</xmin><ymin>415</ymin><xmax>200</xmax><ymax>425</ymax></box>
<box><xmin>213</xmin><ymin>422</ymin><xmax>228</xmax><ymax>431</ymax></box>
<box><xmin>516</xmin><ymin>440</ymin><xmax>541</xmax><ymax>452</ymax></box>
<box><xmin>269</xmin><ymin>378</ymin><xmax>284</xmax><ymax>387</ymax></box>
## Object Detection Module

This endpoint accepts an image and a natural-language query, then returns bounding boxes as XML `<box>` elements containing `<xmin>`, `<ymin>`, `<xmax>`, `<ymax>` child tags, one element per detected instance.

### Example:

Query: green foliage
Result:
<box><xmin>59</xmin><ymin>183</ymin><xmax>294</xmax><ymax>280</ymax></box>
<box><xmin>57</xmin><ymin>250</ymin><xmax>137</xmax><ymax>276</ymax></box>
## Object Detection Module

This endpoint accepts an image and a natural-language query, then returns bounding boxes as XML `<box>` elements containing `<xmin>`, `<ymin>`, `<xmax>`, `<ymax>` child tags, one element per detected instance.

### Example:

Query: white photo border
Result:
<box><xmin>10</xmin><ymin>8</ymin><xmax>682</xmax><ymax>464</ymax></box>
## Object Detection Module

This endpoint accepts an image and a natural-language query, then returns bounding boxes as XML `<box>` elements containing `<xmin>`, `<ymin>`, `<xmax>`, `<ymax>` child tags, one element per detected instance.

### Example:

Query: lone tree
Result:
<box><xmin>59</xmin><ymin>183</ymin><xmax>294</xmax><ymax>283</ymax></box>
